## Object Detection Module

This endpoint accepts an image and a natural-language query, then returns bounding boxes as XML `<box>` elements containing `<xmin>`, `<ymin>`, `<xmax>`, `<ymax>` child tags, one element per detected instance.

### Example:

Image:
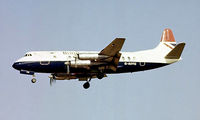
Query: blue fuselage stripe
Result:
<box><xmin>12</xmin><ymin>61</ymin><xmax>169</xmax><ymax>74</ymax></box>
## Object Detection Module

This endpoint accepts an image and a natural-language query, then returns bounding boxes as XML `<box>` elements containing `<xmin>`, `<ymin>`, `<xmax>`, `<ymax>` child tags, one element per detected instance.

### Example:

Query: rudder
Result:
<box><xmin>160</xmin><ymin>28</ymin><xmax>176</xmax><ymax>43</ymax></box>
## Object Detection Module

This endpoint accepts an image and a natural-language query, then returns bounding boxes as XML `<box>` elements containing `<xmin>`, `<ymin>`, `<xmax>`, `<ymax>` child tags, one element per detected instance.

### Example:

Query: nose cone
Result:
<box><xmin>12</xmin><ymin>62</ymin><xmax>20</xmax><ymax>70</ymax></box>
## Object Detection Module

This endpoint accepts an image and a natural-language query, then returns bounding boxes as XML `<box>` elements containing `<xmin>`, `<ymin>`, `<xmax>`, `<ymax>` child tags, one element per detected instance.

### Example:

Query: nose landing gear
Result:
<box><xmin>31</xmin><ymin>78</ymin><xmax>36</xmax><ymax>83</ymax></box>
<box><xmin>31</xmin><ymin>75</ymin><xmax>36</xmax><ymax>83</ymax></box>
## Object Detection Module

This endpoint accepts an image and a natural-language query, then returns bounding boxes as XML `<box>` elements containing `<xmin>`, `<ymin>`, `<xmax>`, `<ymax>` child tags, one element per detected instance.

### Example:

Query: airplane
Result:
<box><xmin>12</xmin><ymin>28</ymin><xmax>185</xmax><ymax>89</ymax></box>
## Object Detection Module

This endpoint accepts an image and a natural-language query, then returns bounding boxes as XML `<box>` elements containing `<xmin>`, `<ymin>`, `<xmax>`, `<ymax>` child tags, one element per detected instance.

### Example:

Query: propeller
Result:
<box><xmin>49</xmin><ymin>74</ymin><xmax>56</xmax><ymax>86</ymax></box>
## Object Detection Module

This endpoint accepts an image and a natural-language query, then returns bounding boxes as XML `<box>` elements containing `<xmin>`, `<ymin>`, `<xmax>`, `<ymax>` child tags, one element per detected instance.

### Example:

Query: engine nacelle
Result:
<box><xmin>78</xmin><ymin>53</ymin><xmax>109</xmax><ymax>60</ymax></box>
<box><xmin>65</xmin><ymin>60</ymin><xmax>91</xmax><ymax>68</ymax></box>
<box><xmin>65</xmin><ymin>60</ymin><xmax>107</xmax><ymax>68</ymax></box>
<box><xmin>71</xmin><ymin>60</ymin><xmax>91</xmax><ymax>66</ymax></box>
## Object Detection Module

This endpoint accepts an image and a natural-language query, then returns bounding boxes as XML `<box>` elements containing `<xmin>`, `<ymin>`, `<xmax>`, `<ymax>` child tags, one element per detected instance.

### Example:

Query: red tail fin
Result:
<box><xmin>160</xmin><ymin>28</ymin><xmax>176</xmax><ymax>42</ymax></box>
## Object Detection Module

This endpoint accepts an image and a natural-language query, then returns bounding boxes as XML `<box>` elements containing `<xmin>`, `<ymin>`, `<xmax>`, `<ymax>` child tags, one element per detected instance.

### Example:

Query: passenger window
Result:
<box><xmin>122</xmin><ymin>57</ymin><xmax>125</xmax><ymax>61</ymax></box>
<box><xmin>128</xmin><ymin>57</ymin><xmax>130</xmax><ymax>61</ymax></box>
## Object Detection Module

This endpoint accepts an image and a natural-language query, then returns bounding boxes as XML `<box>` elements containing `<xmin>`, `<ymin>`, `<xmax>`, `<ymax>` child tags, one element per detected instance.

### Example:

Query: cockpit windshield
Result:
<box><xmin>24</xmin><ymin>54</ymin><xmax>32</xmax><ymax>57</ymax></box>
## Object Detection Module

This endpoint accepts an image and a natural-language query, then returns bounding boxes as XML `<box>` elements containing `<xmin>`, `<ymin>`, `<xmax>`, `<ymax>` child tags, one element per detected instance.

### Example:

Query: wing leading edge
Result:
<box><xmin>99</xmin><ymin>38</ymin><xmax>125</xmax><ymax>71</ymax></box>
<box><xmin>99</xmin><ymin>38</ymin><xmax>125</xmax><ymax>56</ymax></box>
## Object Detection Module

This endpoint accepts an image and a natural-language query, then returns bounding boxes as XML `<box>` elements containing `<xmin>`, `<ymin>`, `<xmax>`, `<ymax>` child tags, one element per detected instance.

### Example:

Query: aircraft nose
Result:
<box><xmin>12</xmin><ymin>62</ymin><xmax>20</xmax><ymax>70</ymax></box>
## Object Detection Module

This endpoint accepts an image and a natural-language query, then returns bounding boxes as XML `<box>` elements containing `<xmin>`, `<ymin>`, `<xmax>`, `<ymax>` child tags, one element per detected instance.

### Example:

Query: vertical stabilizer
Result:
<box><xmin>154</xmin><ymin>28</ymin><xmax>185</xmax><ymax>60</ymax></box>
<box><xmin>160</xmin><ymin>28</ymin><xmax>176</xmax><ymax>43</ymax></box>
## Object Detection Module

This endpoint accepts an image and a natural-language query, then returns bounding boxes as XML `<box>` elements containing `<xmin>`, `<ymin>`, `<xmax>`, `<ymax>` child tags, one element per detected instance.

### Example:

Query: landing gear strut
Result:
<box><xmin>31</xmin><ymin>75</ymin><xmax>36</xmax><ymax>83</ymax></box>
<box><xmin>83</xmin><ymin>77</ymin><xmax>91</xmax><ymax>89</ymax></box>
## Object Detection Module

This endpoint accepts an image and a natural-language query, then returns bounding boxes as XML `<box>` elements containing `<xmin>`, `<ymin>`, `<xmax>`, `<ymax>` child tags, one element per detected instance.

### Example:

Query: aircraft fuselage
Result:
<box><xmin>12</xmin><ymin>28</ymin><xmax>185</xmax><ymax>89</ymax></box>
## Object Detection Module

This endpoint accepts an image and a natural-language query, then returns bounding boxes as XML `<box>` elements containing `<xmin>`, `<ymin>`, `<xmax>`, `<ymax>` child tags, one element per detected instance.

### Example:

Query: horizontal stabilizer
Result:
<box><xmin>165</xmin><ymin>43</ymin><xmax>185</xmax><ymax>59</ymax></box>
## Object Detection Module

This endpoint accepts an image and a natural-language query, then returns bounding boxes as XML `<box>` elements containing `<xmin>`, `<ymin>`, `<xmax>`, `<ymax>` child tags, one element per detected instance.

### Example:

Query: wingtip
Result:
<box><xmin>116</xmin><ymin>38</ymin><xmax>126</xmax><ymax>40</ymax></box>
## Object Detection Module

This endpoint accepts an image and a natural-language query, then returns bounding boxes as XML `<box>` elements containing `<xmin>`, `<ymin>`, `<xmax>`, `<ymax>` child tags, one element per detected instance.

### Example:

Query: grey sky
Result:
<box><xmin>0</xmin><ymin>0</ymin><xmax>200</xmax><ymax>120</ymax></box>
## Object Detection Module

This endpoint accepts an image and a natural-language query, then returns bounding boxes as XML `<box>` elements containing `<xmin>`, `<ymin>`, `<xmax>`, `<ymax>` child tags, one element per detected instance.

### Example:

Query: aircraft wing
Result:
<box><xmin>99</xmin><ymin>38</ymin><xmax>125</xmax><ymax>71</ymax></box>
<box><xmin>99</xmin><ymin>38</ymin><xmax>125</xmax><ymax>57</ymax></box>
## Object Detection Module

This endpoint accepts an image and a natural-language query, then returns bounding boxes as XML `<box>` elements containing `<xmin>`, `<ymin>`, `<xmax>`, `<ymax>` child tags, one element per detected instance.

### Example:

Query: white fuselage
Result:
<box><xmin>16</xmin><ymin>42</ymin><xmax>179</xmax><ymax>65</ymax></box>
<box><xmin>12</xmin><ymin>28</ymin><xmax>185</xmax><ymax>89</ymax></box>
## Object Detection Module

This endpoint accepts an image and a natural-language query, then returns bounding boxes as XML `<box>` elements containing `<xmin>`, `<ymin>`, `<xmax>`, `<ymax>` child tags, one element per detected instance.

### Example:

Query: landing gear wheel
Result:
<box><xmin>83</xmin><ymin>82</ymin><xmax>90</xmax><ymax>89</ymax></box>
<box><xmin>31</xmin><ymin>78</ymin><xmax>36</xmax><ymax>83</ymax></box>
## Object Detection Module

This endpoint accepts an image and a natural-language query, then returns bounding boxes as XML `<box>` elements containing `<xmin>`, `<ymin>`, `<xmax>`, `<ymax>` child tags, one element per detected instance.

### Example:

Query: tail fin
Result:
<box><xmin>165</xmin><ymin>43</ymin><xmax>185</xmax><ymax>59</ymax></box>
<box><xmin>155</xmin><ymin>28</ymin><xmax>186</xmax><ymax>60</ymax></box>
<box><xmin>160</xmin><ymin>28</ymin><xmax>176</xmax><ymax>43</ymax></box>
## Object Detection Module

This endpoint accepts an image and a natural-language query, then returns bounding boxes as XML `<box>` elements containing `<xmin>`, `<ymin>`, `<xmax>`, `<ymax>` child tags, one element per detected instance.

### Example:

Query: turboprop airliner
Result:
<box><xmin>12</xmin><ymin>28</ymin><xmax>185</xmax><ymax>89</ymax></box>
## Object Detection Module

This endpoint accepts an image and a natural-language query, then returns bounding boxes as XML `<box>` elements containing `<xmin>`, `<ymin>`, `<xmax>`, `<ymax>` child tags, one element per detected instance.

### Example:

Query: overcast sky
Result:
<box><xmin>0</xmin><ymin>0</ymin><xmax>200</xmax><ymax>120</ymax></box>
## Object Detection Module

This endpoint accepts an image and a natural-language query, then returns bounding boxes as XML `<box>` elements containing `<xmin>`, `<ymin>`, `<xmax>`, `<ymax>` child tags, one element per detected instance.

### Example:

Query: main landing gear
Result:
<box><xmin>97</xmin><ymin>72</ymin><xmax>104</xmax><ymax>79</ymax></box>
<box><xmin>83</xmin><ymin>77</ymin><xmax>91</xmax><ymax>89</ymax></box>
<box><xmin>83</xmin><ymin>82</ymin><xmax>90</xmax><ymax>89</ymax></box>
<box><xmin>82</xmin><ymin>72</ymin><xmax>105</xmax><ymax>89</ymax></box>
